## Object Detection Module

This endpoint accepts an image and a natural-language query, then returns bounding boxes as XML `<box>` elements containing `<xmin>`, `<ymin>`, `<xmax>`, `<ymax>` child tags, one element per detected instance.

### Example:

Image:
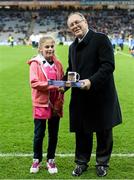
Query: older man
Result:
<box><xmin>64</xmin><ymin>12</ymin><xmax>122</xmax><ymax>177</ymax></box>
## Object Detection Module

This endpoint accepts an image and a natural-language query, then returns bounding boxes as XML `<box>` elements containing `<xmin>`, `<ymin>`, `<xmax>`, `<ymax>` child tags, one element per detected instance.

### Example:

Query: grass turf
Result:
<box><xmin>0</xmin><ymin>45</ymin><xmax>134</xmax><ymax>179</ymax></box>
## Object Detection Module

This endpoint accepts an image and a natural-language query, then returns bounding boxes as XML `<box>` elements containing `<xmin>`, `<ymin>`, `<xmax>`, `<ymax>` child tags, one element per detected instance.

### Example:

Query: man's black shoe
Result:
<box><xmin>72</xmin><ymin>164</ymin><xmax>88</xmax><ymax>176</ymax></box>
<box><xmin>96</xmin><ymin>165</ymin><xmax>107</xmax><ymax>177</ymax></box>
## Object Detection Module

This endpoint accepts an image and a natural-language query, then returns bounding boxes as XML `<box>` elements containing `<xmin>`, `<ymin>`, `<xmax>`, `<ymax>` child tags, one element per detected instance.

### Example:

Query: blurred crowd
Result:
<box><xmin>0</xmin><ymin>8</ymin><xmax>133</xmax><ymax>48</ymax></box>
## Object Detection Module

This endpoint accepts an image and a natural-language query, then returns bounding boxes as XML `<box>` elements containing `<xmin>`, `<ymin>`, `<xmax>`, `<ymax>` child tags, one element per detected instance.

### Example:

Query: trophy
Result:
<box><xmin>48</xmin><ymin>71</ymin><xmax>83</xmax><ymax>88</ymax></box>
<box><xmin>67</xmin><ymin>71</ymin><xmax>80</xmax><ymax>82</ymax></box>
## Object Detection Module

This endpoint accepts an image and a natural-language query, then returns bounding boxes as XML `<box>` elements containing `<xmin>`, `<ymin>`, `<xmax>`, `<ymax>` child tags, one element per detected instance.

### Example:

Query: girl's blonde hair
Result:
<box><xmin>38</xmin><ymin>36</ymin><xmax>55</xmax><ymax>50</ymax></box>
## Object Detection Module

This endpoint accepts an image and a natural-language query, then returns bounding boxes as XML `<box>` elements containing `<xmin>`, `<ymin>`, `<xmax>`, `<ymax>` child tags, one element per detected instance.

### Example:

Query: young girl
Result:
<box><xmin>28</xmin><ymin>36</ymin><xmax>64</xmax><ymax>174</ymax></box>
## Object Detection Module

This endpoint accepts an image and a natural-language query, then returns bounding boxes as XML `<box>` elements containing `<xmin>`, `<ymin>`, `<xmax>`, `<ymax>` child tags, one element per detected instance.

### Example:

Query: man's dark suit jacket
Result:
<box><xmin>66</xmin><ymin>29</ymin><xmax>122</xmax><ymax>132</ymax></box>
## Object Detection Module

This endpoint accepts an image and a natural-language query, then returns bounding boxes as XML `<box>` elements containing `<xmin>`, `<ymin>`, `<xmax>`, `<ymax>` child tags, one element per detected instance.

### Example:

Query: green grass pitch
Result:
<box><xmin>0</xmin><ymin>45</ymin><xmax>134</xmax><ymax>179</ymax></box>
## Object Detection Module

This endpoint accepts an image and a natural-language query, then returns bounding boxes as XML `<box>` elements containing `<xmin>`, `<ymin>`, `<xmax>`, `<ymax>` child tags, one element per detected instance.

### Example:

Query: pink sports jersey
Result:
<box><xmin>33</xmin><ymin>62</ymin><xmax>58</xmax><ymax>119</ymax></box>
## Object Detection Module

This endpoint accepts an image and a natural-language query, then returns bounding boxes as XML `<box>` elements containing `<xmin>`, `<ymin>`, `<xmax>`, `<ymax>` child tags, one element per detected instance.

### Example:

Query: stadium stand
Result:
<box><xmin>0</xmin><ymin>0</ymin><xmax>133</xmax><ymax>45</ymax></box>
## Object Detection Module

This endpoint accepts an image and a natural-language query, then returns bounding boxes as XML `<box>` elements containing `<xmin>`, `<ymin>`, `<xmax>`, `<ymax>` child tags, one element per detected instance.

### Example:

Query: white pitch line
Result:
<box><xmin>0</xmin><ymin>153</ymin><xmax>134</xmax><ymax>157</ymax></box>
<box><xmin>117</xmin><ymin>51</ymin><xmax>132</xmax><ymax>57</ymax></box>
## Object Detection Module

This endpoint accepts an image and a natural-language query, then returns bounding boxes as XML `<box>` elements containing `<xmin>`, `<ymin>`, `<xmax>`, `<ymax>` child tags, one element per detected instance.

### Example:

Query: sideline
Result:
<box><xmin>0</xmin><ymin>153</ymin><xmax>134</xmax><ymax>157</ymax></box>
<box><xmin>115</xmin><ymin>51</ymin><xmax>132</xmax><ymax>57</ymax></box>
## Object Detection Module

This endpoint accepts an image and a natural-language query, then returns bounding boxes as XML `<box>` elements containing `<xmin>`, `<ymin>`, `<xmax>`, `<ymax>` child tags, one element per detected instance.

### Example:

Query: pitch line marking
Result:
<box><xmin>115</xmin><ymin>51</ymin><xmax>132</xmax><ymax>57</ymax></box>
<box><xmin>0</xmin><ymin>153</ymin><xmax>134</xmax><ymax>157</ymax></box>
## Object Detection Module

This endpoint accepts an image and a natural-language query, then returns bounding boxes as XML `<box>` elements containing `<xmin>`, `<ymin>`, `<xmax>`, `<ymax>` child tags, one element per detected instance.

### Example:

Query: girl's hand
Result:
<box><xmin>58</xmin><ymin>87</ymin><xmax>65</xmax><ymax>93</ymax></box>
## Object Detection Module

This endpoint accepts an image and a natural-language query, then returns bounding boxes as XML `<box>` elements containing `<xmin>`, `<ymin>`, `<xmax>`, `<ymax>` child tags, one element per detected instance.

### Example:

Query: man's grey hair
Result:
<box><xmin>67</xmin><ymin>12</ymin><xmax>86</xmax><ymax>22</ymax></box>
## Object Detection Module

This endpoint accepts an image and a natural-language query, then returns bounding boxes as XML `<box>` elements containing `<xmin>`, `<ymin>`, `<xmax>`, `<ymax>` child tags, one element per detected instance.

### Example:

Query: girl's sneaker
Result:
<box><xmin>30</xmin><ymin>159</ymin><xmax>40</xmax><ymax>173</ymax></box>
<box><xmin>46</xmin><ymin>159</ymin><xmax>58</xmax><ymax>174</ymax></box>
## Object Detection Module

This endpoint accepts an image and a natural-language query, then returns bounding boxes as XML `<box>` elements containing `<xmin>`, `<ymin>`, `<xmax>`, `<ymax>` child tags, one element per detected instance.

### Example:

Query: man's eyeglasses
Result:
<box><xmin>69</xmin><ymin>19</ymin><xmax>84</xmax><ymax>29</ymax></box>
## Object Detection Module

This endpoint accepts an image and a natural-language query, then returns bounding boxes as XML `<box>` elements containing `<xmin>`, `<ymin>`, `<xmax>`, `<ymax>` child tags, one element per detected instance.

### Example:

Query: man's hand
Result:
<box><xmin>80</xmin><ymin>79</ymin><xmax>91</xmax><ymax>90</ymax></box>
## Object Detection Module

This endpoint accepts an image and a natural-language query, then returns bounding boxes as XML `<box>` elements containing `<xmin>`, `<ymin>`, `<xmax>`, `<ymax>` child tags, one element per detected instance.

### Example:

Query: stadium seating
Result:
<box><xmin>0</xmin><ymin>8</ymin><xmax>133</xmax><ymax>45</ymax></box>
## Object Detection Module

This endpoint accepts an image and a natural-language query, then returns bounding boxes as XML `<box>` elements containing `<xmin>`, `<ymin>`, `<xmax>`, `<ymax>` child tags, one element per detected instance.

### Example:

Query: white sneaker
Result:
<box><xmin>30</xmin><ymin>159</ymin><xmax>40</xmax><ymax>173</ymax></box>
<box><xmin>46</xmin><ymin>159</ymin><xmax>58</xmax><ymax>174</ymax></box>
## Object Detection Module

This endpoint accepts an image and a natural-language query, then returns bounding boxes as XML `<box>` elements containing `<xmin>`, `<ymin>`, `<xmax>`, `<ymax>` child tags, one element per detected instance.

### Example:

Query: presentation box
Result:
<box><xmin>48</xmin><ymin>80</ymin><xmax>84</xmax><ymax>88</ymax></box>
